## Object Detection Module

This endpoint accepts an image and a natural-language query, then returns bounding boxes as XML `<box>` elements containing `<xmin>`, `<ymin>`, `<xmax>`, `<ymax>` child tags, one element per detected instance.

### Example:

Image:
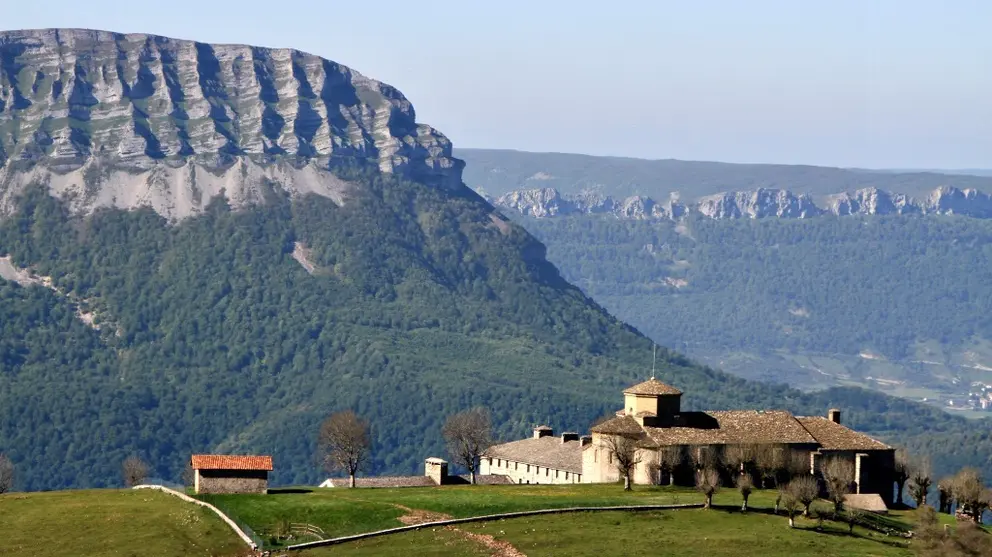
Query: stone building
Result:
<box><xmin>481</xmin><ymin>426</ymin><xmax>588</xmax><ymax>484</ymax></box>
<box><xmin>319</xmin><ymin>457</ymin><xmax>513</xmax><ymax>488</ymax></box>
<box><xmin>586</xmin><ymin>379</ymin><xmax>896</xmax><ymax>506</ymax></box>
<box><xmin>190</xmin><ymin>454</ymin><xmax>273</xmax><ymax>494</ymax></box>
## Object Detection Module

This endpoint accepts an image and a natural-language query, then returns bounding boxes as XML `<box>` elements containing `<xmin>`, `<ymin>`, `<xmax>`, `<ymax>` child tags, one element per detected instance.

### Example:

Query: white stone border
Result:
<box><xmin>133</xmin><ymin>484</ymin><xmax>257</xmax><ymax>550</ymax></box>
<box><xmin>287</xmin><ymin>503</ymin><xmax>704</xmax><ymax>551</ymax></box>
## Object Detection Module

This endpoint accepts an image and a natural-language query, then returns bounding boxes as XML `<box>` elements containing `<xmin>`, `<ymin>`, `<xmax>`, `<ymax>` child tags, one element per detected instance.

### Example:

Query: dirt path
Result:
<box><xmin>392</xmin><ymin>503</ymin><xmax>527</xmax><ymax>556</ymax></box>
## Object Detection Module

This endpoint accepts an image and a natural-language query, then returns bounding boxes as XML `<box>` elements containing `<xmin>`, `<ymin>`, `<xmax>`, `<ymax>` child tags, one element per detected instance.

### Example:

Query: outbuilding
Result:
<box><xmin>190</xmin><ymin>454</ymin><xmax>273</xmax><ymax>494</ymax></box>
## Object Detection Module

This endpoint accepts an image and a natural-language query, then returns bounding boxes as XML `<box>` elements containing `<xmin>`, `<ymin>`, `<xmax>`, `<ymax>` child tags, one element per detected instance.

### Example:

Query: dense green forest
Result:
<box><xmin>1</xmin><ymin>174</ymin><xmax>991</xmax><ymax>491</ymax></box>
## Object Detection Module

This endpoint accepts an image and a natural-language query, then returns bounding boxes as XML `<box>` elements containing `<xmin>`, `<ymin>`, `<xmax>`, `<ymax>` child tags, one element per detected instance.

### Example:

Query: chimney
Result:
<box><xmin>425</xmin><ymin>457</ymin><xmax>448</xmax><ymax>485</ymax></box>
<box><xmin>560</xmin><ymin>432</ymin><xmax>580</xmax><ymax>444</ymax></box>
<box><xmin>580</xmin><ymin>436</ymin><xmax>592</xmax><ymax>447</ymax></box>
<box><xmin>533</xmin><ymin>425</ymin><xmax>553</xmax><ymax>439</ymax></box>
<box><xmin>828</xmin><ymin>408</ymin><xmax>841</xmax><ymax>424</ymax></box>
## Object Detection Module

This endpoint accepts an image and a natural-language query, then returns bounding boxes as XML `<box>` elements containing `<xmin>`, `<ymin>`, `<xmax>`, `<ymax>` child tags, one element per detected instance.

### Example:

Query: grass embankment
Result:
<box><xmin>201</xmin><ymin>484</ymin><xmax>933</xmax><ymax>555</ymax></box>
<box><xmin>0</xmin><ymin>489</ymin><xmax>245</xmax><ymax>557</ymax></box>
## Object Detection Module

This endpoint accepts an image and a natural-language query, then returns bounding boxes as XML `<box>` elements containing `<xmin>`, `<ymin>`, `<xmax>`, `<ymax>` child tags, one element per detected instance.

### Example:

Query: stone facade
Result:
<box><xmin>194</xmin><ymin>469</ymin><xmax>268</xmax><ymax>494</ymax></box>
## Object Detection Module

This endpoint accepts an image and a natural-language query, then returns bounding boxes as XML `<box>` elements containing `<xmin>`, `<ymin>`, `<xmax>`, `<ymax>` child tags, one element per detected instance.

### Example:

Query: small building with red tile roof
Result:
<box><xmin>190</xmin><ymin>454</ymin><xmax>273</xmax><ymax>494</ymax></box>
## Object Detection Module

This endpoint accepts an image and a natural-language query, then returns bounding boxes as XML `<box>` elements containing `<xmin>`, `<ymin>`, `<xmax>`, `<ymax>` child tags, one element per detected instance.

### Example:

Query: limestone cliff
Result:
<box><xmin>0</xmin><ymin>29</ymin><xmax>463</xmax><ymax>219</ymax></box>
<box><xmin>492</xmin><ymin>186</ymin><xmax>992</xmax><ymax>221</ymax></box>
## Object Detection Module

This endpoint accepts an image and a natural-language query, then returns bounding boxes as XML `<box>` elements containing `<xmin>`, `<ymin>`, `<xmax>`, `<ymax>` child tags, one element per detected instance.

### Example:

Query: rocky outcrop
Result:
<box><xmin>0</xmin><ymin>29</ymin><xmax>464</xmax><ymax>219</ymax></box>
<box><xmin>493</xmin><ymin>186</ymin><xmax>992</xmax><ymax>221</ymax></box>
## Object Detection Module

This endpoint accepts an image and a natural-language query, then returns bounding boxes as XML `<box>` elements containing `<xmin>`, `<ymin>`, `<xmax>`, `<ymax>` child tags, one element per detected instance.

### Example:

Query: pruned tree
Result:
<box><xmin>937</xmin><ymin>477</ymin><xmax>954</xmax><ymax>514</ymax></box>
<box><xmin>603</xmin><ymin>434</ymin><xmax>641</xmax><ymax>491</ymax></box>
<box><xmin>695</xmin><ymin>467</ymin><xmax>721</xmax><ymax>509</ymax></box>
<box><xmin>914</xmin><ymin>504</ymin><xmax>992</xmax><ymax>556</ymax></box>
<box><xmin>951</xmin><ymin>467</ymin><xmax>989</xmax><ymax>523</ymax></box>
<box><xmin>0</xmin><ymin>454</ymin><xmax>13</xmax><ymax>494</ymax></box>
<box><xmin>656</xmin><ymin>445</ymin><xmax>684</xmax><ymax>486</ymax></box>
<box><xmin>442</xmin><ymin>407</ymin><xmax>493</xmax><ymax>485</ymax></box>
<box><xmin>821</xmin><ymin>457</ymin><xmax>854</xmax><ymax>518</ymax></box>
<box><xmin>121</xmin><ymin>455</ymin><xmax>149</xmax><ymax>488</ymax></box>
<box><xmin>691</xmin><ymin>445</ymin><xmax>720</xmax><ymax>472</ymax></box>
<box><xmin>736</xmin><ymin>472</ymin><xmax>754</xmax><ymax>512</ymax></box>
<box><xmin>908</xmin><ymin>456</ymin><xmax>933</xmax><ymax>508</ymax></box>
<box><xmin>754</xmin><ymin>445</ymin><xmax>784</xmax><ymax>489</ymax></box>
<box><xmin>318</xmin><ymin>410</ymin><xmax>372</xmax><ymax>488</ymax></box>
<box><xmin>780</xmin><ymin>490</ymin><xmax>802</xmax><ymax>528</ymax></box>
<box><xmin>723</xmin><ymin>444</ymin><xmax>758</xmax><ymax>477</ymax></box>
<box><xmin>893</xmin><ymin>448</ymin><xmax>910</xmax><ymax>506</ymax></box>
<box><xmin>845</xmin><ymin>507</ymin><xmax>866</xmax><ymax>534</ymax></box>
<box><xmin>788</xmin><ymin>475</ymin><xmax>819</xmax><ymax>517</ymax></box>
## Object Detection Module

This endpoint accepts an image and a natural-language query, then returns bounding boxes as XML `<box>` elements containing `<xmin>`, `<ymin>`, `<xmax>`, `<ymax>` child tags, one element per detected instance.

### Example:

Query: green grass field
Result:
<box><xmin>0</xmin><ymin>489</ymin><xmax>245</xmax><ymax>557</ymax></box>
<box><xmin>200</xmin><ymin>484</ymin><xmax>934</xmax><ymax>554</ymax></box>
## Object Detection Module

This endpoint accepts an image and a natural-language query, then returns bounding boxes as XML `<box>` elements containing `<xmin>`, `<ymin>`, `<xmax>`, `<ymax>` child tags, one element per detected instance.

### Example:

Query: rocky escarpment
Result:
<box><xmin>0</xmin><ymin>29</ymin><xmax>463</xmax><ymax>219</ymax></box>
<box><xmin>491</xmin><ymin>186</ymin><xmax>992</xmax><ymax>221</ymax></box>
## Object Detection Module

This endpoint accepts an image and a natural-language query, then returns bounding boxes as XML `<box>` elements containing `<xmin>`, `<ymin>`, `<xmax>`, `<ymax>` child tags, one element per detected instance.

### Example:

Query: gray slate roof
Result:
<box><xmin>623</xmin><ymin>378</ymin><xmax>682</xmax><ymax>396</ymax></box>
<box><xmin>796</xmin><ymin>417</ymin><xmax>892</xmax><ymax>451</ymax></box>
<box><xmin>486</xmin><ymin>437</ymin><xmax>584</xmax><ymax>474</ymax></box>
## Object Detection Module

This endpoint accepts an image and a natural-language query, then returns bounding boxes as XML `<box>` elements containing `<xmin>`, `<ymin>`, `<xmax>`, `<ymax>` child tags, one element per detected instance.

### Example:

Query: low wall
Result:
<box><xmin>287</xmin><ymin>503</ymin><xmax>705</xmax><ymax>551</ymax></box>
<box><xmin>133</xmin><ymin>484</ymin><xmax>257</xmax><ymax>550</ymax></box>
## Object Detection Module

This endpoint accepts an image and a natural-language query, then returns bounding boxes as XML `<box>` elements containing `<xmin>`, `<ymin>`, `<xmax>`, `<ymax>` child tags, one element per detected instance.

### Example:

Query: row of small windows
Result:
<box><xmin>488</xmin><ymin>458</ymin><xmax>571</xmax><ymax>480</ymax></box>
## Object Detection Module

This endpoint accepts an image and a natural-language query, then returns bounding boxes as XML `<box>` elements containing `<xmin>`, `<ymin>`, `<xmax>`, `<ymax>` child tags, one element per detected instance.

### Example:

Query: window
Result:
<box><xmin>515</xmin><ymin>462</ymin><xmax>518</xmax><ymax>470</ymax></box>
<box><xmin>565</xmin><ymin>472</ymin><xmax>569</xmax><ymax>480</ymax></box>
<box><xmin>555</xmin><ymin>470</ymin><xmax>559</xmax><ymax>478</ymax></box>
<box><xmin>526</xmin><ymin>464</ymin><xmax>530</xmax><ymax>473</ymax></box>
<box><xmin>546</xmin><ymin>468</ymin><xmax>550</xmax><ymax>477</ymax></box>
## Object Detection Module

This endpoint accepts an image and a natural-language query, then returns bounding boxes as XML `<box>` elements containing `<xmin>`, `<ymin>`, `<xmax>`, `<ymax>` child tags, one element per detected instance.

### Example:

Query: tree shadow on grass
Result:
<box><xmin>268</xmin><ymin>488</ymin><xmax>314</xmax><ymax>495</ymax></box>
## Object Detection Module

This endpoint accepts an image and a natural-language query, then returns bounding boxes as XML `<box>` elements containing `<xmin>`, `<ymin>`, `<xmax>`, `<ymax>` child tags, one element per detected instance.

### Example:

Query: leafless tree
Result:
<box><xmin>655</xmin><ymin>445</ymin><xmax>684</xmax><ymax>486</ymax></box>
<box><xmin>122</xmin><ymin>455</ymin><xmax>149</xmax><ymax>488</ymax></box>
<box><xmin>723</xmin><ymin>444</ymin><xmax>758</xmax><ymax>477</ymax></box>
<box><xmin>695</xmin><ymin>467</ymin><xmax>721</xmax><ymax>509</ymax></box>
<box><xmin>754</xmin><ymin>445</ymin><xmax>784</xmax><ymax>489</ymax></box>
<box><xmin>780</xmin><ymin>489</ymin><xmax>802</xmax><ymax>527</ymax></box>
<box><xmin>0</xmin><ymin>454</ymin><xmax>13</xmax><ymax>494</ymax></box>
<box><xmin>846</xmin><ymin>507</ymin><xmax>866</xmax><ymax>534</ymax></box>
<box><xmin>892</xmin><ymin>448</ymin><xmax>910</xmax><ymax>506</ymax></box>
<box><xmin>908</xmin><ymin>456</ymin><xmax>933</xmax><ymax>508</ymax></box>
<box><xmin>318</xmin><ymin>410</ymin><xmax>372</xmax><ymax>488</ymax></box>
<box><xmin>603</xmin><ymin>434</ymin><xmax>641</xmax><ymax>491</ymax></box>
<box><xmin>736</xmin><ymin>473</ymin><xmax>754</xmax><ymax>512</ymax></box>
<box><xmin>181</xmin><ymin>461</ymin><xmax>194</xmax><ymax>491</ymax></box>
<box><xmin>821</xmin><ymin>457</ymin><xmax>854</xmax><ymax>517</ymax></box>
<box><xmin>951</xmin><ymin>468</ymin><xmax>989</xmax><ymax>523</ymax></box>
<box><xmin>788</xmin><ymin>475</ymin><xmax>819</xmax><ymax>517</ymax></box>
<box><xmin>937</xmin><ymin>477</ymin><xmax>954</xmax><ymax>514</ymax></box>
<box><xmin>691</xmin><ymin>445</ymin><xmax>721</xmax><ymax>472</ymax></box>
<box><xmin>915</xmin><ymin>504</ymin><xmax>992</xmax><ymax>556</ymax></box>
<box><xmin>442</xmin><ymin>407</ymin><xmax>493</xmax><ymax>485</ymax></box>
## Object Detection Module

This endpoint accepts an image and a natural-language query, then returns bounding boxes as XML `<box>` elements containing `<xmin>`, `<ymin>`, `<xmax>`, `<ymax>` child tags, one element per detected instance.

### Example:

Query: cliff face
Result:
<box><xmin>0</xmin><ymin>29</ymin><xmax>463</xmax><ymax>219</ymax></box>
<box><xmin>492</xmin><ymin>186</ymin><xmax>992</xmax><ymax>221</ymax></box>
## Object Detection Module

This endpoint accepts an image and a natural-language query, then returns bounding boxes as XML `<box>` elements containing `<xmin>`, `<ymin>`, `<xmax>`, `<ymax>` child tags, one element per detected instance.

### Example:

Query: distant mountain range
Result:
<box><xmin>457</xmin><ymin>148</ymin><xmax>992</xmax><ymax>200</ymax></box>
<box><xmin>488</xmin><ymin>185</ymin><xmax>992</xmax><ymax>221</ymax></box>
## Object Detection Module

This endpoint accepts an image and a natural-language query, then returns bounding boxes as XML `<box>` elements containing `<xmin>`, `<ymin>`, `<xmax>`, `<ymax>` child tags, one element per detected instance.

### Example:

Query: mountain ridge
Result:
<box><xmin>490</xmin><ymin>185</ymin><xmax>992</xmax><ymax>220</ymax></box>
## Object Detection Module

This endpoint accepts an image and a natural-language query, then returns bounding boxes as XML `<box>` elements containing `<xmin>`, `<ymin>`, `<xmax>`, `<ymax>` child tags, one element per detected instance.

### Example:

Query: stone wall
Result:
<box><xmin>195</xmin><ymin>469</ymin><xmax>268</xmax><ymax>494</ymax></box>
<box><xmin>481</xmin><ymin>457</ymin><xmax>581</xmax><ymax>485</ymax></box>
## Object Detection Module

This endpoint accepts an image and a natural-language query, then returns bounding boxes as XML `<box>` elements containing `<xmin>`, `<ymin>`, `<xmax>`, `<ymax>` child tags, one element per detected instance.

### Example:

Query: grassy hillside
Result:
<box><xmin>201</xmin><ymin>484</ymin><xmax>929</xmax><ymax>555</ymax></box>
<box><xmin>0</xmin><ymin>489</ymin><xmax>244</xmax><ymax>557</ymax></box>
<box><xmin>456</xmin><ymin>148</ymin><xmax>992</xmax><ymax>199</ymax></box>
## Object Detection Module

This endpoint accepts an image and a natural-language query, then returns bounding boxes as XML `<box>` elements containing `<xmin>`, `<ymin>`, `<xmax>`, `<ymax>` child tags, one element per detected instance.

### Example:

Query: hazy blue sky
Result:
<box><xmin>4</xmin><ymin>0</ymin><xmax>990</xmax><ymax>168</ymax></box>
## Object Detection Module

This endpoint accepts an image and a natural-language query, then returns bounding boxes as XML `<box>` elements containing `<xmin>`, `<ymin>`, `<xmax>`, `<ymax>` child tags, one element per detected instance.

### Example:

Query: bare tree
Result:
<box><xmin>695</xmin><ymin>468</ymin><xmax>721</xmax><ymax>509</ymax></box>
<box><xmin>846</xmin><ymin>507</ymin><xmax>866</xmax><ymax>534</ymax></box>
<box><xmin>318</xmin><ymin>410</ymin><xmax>372</xmax><ymax>488</ymax></box>
<box><xmin>937</xmin><ymin>477</ymin><xmax>954</xmax><ymax>514</ymax></box>
<box><xmin>736</xmin><ymin>473</ymin><xmax>754</xmax><ymax>512</ymax></box>
<box><xmin>181</xmin><ymin>461</ymin><xmax>194</xmax><ymax>491</ymax></box>
<box><xmin>754</xmin><ymin>445</ymin><xmax>783</xmax><ymax>489</ymax></box>
<box><xmin>0</xmin><ymin>454</ymin><xmax>13</xmax><ymax>494</ymax></box>
<box><xmin>603</xmin><ymin>434</ymin><xmax>641</xmax><ymax>491</ymax></box>
<box><xmin>656</xmin><ymin>445</ymin><xmax>684</xmax><ymax>486</ymax></box>
<box><xmin>951</xmin><ymin>467</ymin><xmax>989</xmax><ymax>523</ymax></box>
<box><xmin>788</xmin><ymin>475</ymin><xmax>819</xmax><ymax>517</ymax></box>
<box><xmin>892</xmin><ymin>448</ymin><xmax>910</xmax><ymax>506</ymax></box>
<box><xmin>908</xmin><ymin>456</ymin><xmax>933</xmax><ymax>508</ymax></box>
<box><xmin>723</xmin><ymin>444</ymin><xmax>758</xmax><ymax>477</ymax></box>
<box><xmin>821</xmin><ymin>457</ymin><xmax>854</xmax><ymax>518</ymax></box>
<box><xmin>780</xmin><ymin>490</ymin><xmax>802</xmax><ymax>528</ymax></box>
<box><xmin>442</xmin><ymin>407</ymin><xmax>493</xmax><ymax>485</ymax></box>
<box><xmin>691</xmin><ymin>445</ymin><xmax>721</xmax><ymax>472</ymax></box>
<box><xmin>122</xmin><ymin>455</ymin><xmax>149</xmax><ymax>488</ymax></box>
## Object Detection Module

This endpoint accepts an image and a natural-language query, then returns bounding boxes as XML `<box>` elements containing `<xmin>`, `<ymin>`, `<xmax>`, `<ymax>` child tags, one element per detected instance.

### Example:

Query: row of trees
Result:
<box><xmin>317</xmin><ymin>407</ymin><xmax>494</xmax><ymax>486</ymax></box>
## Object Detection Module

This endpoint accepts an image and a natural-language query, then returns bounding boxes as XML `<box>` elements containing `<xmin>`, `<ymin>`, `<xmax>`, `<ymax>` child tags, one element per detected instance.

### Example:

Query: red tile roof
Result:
<box><xmin>190</xmin><ymin>454</ymin><xmax>273</xmax><ymax>471</ymax></box>
<box><xmin>623</xmin><ymin>378</ymin><xmax>682</xmax><ymax>396</ymax></box>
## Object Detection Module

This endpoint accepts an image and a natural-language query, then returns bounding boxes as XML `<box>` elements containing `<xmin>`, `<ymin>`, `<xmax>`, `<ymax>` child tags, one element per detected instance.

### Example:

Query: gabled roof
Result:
<box><xmin>643</xmin><ymin>410</ymin><xmax>818</xmax><ymax>446</ymax></box>
<box><xmin>590</xmin><ymin>415</ymin><xmax>645</xmax><ymax>436</ymax></box>
<box><xmin>796</xmin><ymin>417</ymin><xmax>891</xmax><ymax>451</ymax></box>
<box><xmin>190</xmin><ymin>454</ymin><xmax>273</xmax><ymax>471</ymax></box>
<box><xmin>623</xmin><ymin>378</ymin><xmax>682</xmax><ymax>396</ymax></box>
<box><xmin>485</xmin><ymin>436</ymin><xmax>585</xmax><ymax>474</ymax></box>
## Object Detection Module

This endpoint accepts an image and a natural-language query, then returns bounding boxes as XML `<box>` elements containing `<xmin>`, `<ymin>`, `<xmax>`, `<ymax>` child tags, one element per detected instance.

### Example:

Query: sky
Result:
<box><xmin>3</xmin><ymin>0</ymin><xmax>990</xmax><ymax>168</ymax></box>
